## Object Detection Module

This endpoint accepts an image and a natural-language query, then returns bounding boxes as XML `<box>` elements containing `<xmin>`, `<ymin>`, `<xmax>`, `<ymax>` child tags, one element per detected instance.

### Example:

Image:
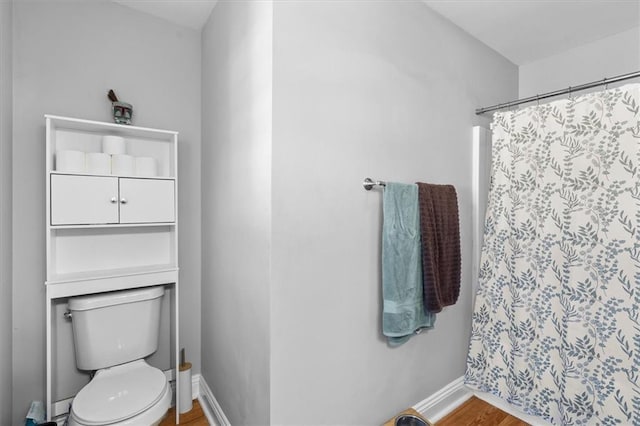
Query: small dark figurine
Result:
<box><xmin>108</xmin><ymin>89</ymin><xmax>133</xmax><ymax>125</ymax></box>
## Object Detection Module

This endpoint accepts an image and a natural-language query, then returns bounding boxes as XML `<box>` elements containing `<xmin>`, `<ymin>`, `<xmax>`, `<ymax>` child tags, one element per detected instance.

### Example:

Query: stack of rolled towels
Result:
<box><xmin>56</xmin><ymin>135</ymin><xmax>158</xmax><ymax>177</ymax></box>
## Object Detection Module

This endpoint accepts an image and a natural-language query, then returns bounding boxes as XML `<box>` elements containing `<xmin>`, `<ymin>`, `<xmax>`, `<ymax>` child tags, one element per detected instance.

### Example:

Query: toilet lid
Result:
<box><xmin>72</xmin><ymin>359</ymin><xmax>168</xmax><ymax>425</ymax></box>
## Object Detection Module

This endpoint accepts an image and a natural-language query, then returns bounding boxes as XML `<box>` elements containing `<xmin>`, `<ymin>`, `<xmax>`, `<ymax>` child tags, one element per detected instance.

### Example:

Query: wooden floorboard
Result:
<box><xmin>161</xmin><ymin>395</ymin><xmax>528</xmax><ymax>426</ymax></box>
<box><xmin>160</xmin><ymin>399</ymin><xmax>209</xmax><ymax>426</ymax></box>
<box><xmin>436</xmin><ymin>396</ymin><xmax>529</xmax><ymax>426</ymax></box>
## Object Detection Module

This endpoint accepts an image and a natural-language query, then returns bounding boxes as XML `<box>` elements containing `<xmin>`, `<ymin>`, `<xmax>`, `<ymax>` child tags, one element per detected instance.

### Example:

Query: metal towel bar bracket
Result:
<box><xmin>363</xmin><ymin>178</ymin><xmax>386</xmax><ymax>190</ymax></box>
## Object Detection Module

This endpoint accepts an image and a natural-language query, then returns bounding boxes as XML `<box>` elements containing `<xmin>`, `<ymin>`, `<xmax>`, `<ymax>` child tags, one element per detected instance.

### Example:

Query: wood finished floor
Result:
<box><xmin>436</xmin><ymin>396</ymin><xmax>529</xmax><ymax>426</ymax></box>
<box><xmin>160</xmin><ymin>395</ymin><xmax>528</xmax><ymax>426</ymax></box>
<box><xmin>160</xmin><ymin>399</ymin><xmax>210</xmax><ymax>426</ymax></box>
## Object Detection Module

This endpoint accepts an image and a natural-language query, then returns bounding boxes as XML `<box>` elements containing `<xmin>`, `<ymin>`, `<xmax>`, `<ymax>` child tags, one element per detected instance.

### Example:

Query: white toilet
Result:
<box><xmin>66</xmin><ymin>286</ymin><xmax>172</xmax><ymax>426</ymax></box>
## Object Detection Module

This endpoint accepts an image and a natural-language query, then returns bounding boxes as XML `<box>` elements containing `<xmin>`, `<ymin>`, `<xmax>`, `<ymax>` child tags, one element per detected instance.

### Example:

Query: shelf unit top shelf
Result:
<box><xmin>46</xmin><ymin>265</ymin><xmax>179</xmax><ymax>298</ymax></box>
<box><xmin>51</xmin><ymin>222</ymin><xmax>176</xmax><ymax>230</ymax></box>
<box><xmin>46</xmin><ymin>114</ymin><xmax>179</xmax><ymax>139</ymax></box>
<box><xmin>49</xmin><ymin>171</ymin><xmax>176</xmax><ymax>180</ymax></box>
<box><xmin>47</xmin><ymin>264</ymin><xmax>178</xmax><ymax>284</ymax></box>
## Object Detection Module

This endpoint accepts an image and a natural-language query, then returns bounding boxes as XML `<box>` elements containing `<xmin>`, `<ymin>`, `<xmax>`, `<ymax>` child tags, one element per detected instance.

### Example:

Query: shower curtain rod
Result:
<box><xmin>475</xmin><ymin>70</ymin><xmax>640</xmax><ymax>115</ymax></box>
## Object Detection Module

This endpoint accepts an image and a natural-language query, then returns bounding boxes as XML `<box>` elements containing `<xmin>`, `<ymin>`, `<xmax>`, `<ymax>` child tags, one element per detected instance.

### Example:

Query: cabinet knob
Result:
<box><xmin>120</xmin><ymin>198</ymin><xmax>128</xmax><ymax>204</ymax></box>
<box><xmin>110</xmin><ymin>197</ymin><xmax>117</xmax><ymax>204</ymax></box>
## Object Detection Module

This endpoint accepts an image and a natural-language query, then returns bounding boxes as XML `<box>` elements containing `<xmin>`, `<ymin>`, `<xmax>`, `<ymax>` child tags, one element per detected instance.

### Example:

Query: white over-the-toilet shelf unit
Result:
<box><xmin>44</xmin><ymin>115</ymin><xmax>181</xmax><ymax>423</ymax></box>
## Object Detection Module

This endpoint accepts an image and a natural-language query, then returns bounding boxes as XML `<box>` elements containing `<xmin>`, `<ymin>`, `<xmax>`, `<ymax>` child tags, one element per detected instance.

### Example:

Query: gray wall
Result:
<box><xmin>12</xmin><ymin>2</ymin><xmax>201</xmax><ymax>422</ymax></box>
<box><xmin>0</xmin><ymin>1</ymin><xmax>13</xmax><ymax>423</ymax></box>
<box><xmin>201</xmin><ymin>1</ymin><xmax>272</xmax><ymax>424</ymax></box>
<box><xmin>519</xmin><ymin>26</ymin><xmax>640</xmax><ymax>97</ymax></box>
<box><xmin>200</xmin><ymin>1</ymin><xmax>517</xmax><ymax>424</ymax></box>
<box><xmin>270</xmin><ymin>1</ymin><xmax>517</xmax><ymax>423</ymax></box>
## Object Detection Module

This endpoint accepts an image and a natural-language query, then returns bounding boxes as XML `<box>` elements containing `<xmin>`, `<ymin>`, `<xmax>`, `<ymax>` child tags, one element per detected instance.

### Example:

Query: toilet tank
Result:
<box><xmin>68</xmin><ymin>286</ymin><xmax>164</xmax><ymax>371</ymax></box>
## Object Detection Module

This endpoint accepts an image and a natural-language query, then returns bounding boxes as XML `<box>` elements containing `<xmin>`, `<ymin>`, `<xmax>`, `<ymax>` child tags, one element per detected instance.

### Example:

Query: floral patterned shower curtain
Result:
<box><xmin>466</xmin><ymin>84</ymin><xmax>640</xmax><ymax>425</ymax></box>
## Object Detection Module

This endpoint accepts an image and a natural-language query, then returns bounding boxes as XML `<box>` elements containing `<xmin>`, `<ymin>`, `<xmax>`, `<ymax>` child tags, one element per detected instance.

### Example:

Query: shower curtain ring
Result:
<box><xmin>568</xmin><ymin>86</ymin><xmax>573</xmax><ymax>101</ymax></box>
<box><xmin>603</xmin><ymin>77</ymin><xmax>608</xmax><ymax>90</ymax></box>
<box><xmin>536</xmin><ymin>94</ymin><xmax>540</xmax><ymax>106</ymax></box>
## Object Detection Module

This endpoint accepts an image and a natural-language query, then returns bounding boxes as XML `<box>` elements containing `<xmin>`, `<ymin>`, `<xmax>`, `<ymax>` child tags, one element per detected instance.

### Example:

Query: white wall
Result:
<box><xmin>270</xmin><ymin>1</ymin><xmax>517</xmax><ymax>423</ymax></box>
<box><xmin>12</xmin><ymin>2</ymin><xmax>201</xmax><ymax>422</ymax></box>
<box><xmin>519</xmin><ymin>26</ymin><xmax>640</xmax><ymax>97</ymax></box>
<box><xmin>0</xmin><ymin>1</ymin><xmax>13</xmax><ymax>423</ymax></box>
<box><xmin>201</xmin><ymin>1</ymin><xmax>272</xmax><ymax>424</ymax></box>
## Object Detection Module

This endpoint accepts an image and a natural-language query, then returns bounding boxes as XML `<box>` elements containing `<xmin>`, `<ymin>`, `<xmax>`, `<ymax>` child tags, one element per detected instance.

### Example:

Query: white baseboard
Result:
<box><xmin>413</xmin><ymin>376</ymin><xmax>472</xmax><ymax>423</ymax></box>
<box><xmin>198</xmin><ymin>374</ymin><xmax>231</xmax><ymax>426</ymax></box>
<box><xmin>165</xmin><ymin>368</ymin><xmax>201</xmax><ymax>399</ymax></box>
<box><xmin>413</xmin><ymin>376</ymin><xmax>551</xmax><ymax>426</ymax></box>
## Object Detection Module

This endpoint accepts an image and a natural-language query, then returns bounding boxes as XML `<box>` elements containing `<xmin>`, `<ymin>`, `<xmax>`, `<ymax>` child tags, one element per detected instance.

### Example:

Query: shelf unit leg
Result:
<box><xmin>175</xmin><ymin>283</ymin><xmax>180</xmax><ymax>424</ymax></box>
<box><xmin>46</xmin><ymin>290</ymin><xmax>52</xmax><ymax>421</ymax></box>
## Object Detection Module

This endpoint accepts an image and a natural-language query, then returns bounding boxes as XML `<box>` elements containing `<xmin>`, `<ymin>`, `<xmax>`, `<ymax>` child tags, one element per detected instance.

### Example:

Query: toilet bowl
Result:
<box><xmin>67</xmin><ymin>360</ymin><xmax>171</xmax><ymax>426</ymax></box>
<box><xmin>66</xmin><ymin>287</ymin><xmax>170</xmax><ymax>426</ymax></box>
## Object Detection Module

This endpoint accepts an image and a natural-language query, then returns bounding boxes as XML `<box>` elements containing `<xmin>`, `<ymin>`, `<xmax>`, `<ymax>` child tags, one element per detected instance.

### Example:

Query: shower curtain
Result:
<box><xmin>466</xmin><ymin>84</ymin><xmax>640</xmax><ymax>425</ymax></box>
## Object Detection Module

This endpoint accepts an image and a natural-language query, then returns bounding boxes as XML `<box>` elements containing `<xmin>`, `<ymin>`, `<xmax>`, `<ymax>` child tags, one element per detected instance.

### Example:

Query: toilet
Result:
<box><xmin>66</xmin><ymin>286</ymin><xmax>172</xmax><ymax>426</ymax></box>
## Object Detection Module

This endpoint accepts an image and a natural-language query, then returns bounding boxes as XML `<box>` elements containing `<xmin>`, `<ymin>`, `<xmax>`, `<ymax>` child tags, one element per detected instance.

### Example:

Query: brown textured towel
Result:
<box><xmin>417</xmin><ymin>183</ymin><xmax>461</xmax><ymax>313</ymax></box>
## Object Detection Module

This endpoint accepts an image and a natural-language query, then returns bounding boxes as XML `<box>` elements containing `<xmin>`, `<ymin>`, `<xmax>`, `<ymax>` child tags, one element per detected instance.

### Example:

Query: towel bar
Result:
<box><xmin>363</xmin><ymin>178</ymin><xmax>386</xmax><ymax>190</ymax></box>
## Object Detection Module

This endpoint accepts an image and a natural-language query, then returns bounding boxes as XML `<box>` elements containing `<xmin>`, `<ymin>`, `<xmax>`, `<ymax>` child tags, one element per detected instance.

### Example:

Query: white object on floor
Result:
<box><xmin>179</xmin><ymin>363</ymin><xmax>193</xmax><ymax>414</ymax></box>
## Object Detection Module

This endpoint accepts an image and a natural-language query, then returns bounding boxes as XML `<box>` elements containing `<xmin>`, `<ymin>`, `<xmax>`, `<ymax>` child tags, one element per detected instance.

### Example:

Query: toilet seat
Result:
<box><xmin>70</xmin><ymin>359</ymin><xmax>169</xmax><ymax>425</ymax></box>
<box><xmin>68</xmin><ymin>386</ymin><xmax>171</xmax><ymax>426</ymax></box>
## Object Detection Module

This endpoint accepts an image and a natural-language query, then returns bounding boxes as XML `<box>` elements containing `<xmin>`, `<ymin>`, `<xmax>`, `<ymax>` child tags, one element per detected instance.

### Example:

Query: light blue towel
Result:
<box><xmin>382</xmin><ymin>182</ymin><xmax>436</xmax><ymax>346</ymax></box>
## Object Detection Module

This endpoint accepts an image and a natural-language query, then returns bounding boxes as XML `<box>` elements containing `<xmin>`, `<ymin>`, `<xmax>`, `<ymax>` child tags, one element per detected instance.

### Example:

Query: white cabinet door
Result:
<box><xmin>51</xmin><ymin>175</ymin><xmax>119</xmax><ymax>225</ymax></box>
<box><xmin>119</xmin><ymin>178</ymin><xmax>175</xmax><ymax>224</ymax></box>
